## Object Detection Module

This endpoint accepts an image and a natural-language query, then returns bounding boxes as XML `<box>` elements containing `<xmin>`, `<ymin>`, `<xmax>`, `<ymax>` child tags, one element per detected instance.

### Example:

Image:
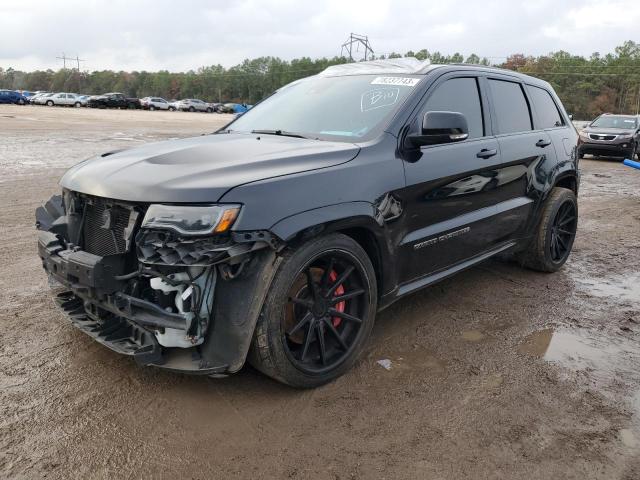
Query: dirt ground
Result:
<box><xmin>1</xmin><ymin>104</ymin><xmax>640</xmax><ymax>480</ymax></box>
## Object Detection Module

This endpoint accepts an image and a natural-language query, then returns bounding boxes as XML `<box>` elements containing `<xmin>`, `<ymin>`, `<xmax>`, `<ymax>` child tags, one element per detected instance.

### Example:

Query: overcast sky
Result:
<box><xmin>1</xmin><ymin>0</ymin><xmax>638</xmax><ymax>72</ymax></box>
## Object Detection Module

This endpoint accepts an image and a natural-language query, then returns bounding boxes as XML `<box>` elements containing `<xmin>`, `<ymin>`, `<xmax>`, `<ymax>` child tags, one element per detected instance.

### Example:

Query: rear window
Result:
<box><xmin>529</xmin><ymin>86</ymin><xmax>563</xmax><ymax>129</ymax></box>
<box><xmin>488</xmin><ymin>79</ymin><xmax>532</xmax><ymax>134</ymax></box>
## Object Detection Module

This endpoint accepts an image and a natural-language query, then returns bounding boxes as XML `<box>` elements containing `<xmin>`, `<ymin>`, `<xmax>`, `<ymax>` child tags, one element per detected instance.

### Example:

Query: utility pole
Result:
<box><xmin>340</xmin><ymin>33</ymin><xmax>374</xmax><ymax>62</ymax></box>
<box><xmin>56</xmin><ymin>53</ymin><xmax>85</xmax><ymax>71</ymax></box>
<box><xmin>56</xmin><ymin>52</ymin><xmax>68</xmax><ymax>69</ymax></box>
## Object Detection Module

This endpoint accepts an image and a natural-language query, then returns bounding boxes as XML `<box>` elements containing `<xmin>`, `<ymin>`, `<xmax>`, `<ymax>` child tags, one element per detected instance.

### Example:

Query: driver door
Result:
<box><xmin>397</xmin><ymin>75</ymin><xmax>512</xmax><ymax>284</ymax></box>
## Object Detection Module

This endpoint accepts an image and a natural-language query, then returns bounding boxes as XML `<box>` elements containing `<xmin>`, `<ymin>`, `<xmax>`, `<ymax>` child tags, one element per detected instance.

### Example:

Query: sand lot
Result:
<box><xmin>1</xmin><ymin>104</ymin><xmax>640</xmax><ymax>479</ymax></box>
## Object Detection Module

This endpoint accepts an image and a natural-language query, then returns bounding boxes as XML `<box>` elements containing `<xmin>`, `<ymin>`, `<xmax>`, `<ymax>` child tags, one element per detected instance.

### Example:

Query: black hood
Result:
<box><xmin>60</xmin><ymin>133</ymin><xmax>360</xmax><ymax>203</ymax></box>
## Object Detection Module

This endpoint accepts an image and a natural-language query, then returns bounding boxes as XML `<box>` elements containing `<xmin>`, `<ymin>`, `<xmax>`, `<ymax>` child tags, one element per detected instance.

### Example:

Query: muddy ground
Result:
<box><xmin>1</xmin><ymin>104</ymin><xmax>639</xmax><ymax>479</ymax></box>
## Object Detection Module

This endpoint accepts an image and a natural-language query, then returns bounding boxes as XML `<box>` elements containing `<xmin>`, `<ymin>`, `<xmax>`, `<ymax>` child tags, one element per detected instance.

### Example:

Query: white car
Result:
<box><xmin>140</xmin><ymin>97</ymin><xmax>170</xmax><ymax>111</ymax></box>
<box><xmin>33</xmin><ymin>93</ymin><xmax>55</xmax><ymax>105</ymax></box>
<box><xmin>174</xmin><ymin>98</ymin><xmax>212</xmax><ymax>112</ymax></box>
<box><xmin>44</xmin><ymin>93</ymin><xmax>82</xmax><ymax>107</ymax></box>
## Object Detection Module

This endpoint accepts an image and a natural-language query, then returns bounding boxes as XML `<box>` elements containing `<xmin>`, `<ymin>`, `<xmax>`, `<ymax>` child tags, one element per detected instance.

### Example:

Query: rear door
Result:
<box><xmin>398</xmin><ymin>74</ymin><xmax>507</xmax><ymax>282</ymax></box>
<box><xmin>525</xmin><ymin>83</ymin><xmax>573</xmax><ymax>166</ymax></box>
<box><xmin>484</xmin><ymin>76</ymin><xmax>556</xmax><ymax>241</ymax></box>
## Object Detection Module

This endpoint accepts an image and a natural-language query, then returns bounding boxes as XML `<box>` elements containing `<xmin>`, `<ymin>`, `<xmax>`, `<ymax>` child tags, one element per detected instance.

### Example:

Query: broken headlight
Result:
<box><xmin>141</xmin><ymin>204</ymin><xmax>240</xmax><ymax>236</ymax></box>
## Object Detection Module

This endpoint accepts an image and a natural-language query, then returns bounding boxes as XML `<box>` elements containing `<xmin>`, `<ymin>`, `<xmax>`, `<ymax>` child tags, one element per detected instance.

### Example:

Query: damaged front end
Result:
<box><xmin>36</xmin><ymin>191</ymin><xmax>281</xmax><ymax>375</ymax></box>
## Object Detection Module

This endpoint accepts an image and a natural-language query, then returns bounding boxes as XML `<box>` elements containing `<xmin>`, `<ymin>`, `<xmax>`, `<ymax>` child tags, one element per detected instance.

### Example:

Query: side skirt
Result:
<box><xmin>379</xmin><ymin>241</ymin><xmax>517</xmax><ymax>310</ymax></box>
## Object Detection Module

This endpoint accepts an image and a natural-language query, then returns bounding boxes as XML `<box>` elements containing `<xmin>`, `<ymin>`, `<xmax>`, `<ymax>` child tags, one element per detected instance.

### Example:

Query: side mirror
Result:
<box><xmin>568</xmin><ymin>114</ymin><xmax>573</xmax><ymax>120</ymax></box>
<box><xmin>408</xmin><ymin>111</ymin><xmax>469</xmax><ymax>147</ymax></box>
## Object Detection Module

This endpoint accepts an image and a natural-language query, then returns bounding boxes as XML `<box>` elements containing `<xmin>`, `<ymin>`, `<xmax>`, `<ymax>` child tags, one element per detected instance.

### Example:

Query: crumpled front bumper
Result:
<box><xmin>38</xmin><ymin>228</ymin><xmax>281</xmax><ymax>375</ymax></box>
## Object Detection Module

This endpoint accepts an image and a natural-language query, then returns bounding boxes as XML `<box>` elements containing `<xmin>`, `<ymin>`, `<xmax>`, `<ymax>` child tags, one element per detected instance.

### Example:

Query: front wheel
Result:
<box><xmin>149</xmin><ymin>105</ymin><xmax>155</xmax><ymax>111</ymax></box>
<box><xmin>520</xmin><ymin>187</ymin><xmax>578</xmax><ymax>272</ymax></box>
<box><xmin>249</xmin><ymin>233</ymin><xmax>377</xmax><ymax>388</ymax></box>
<box><xmin>46</xmin><ymin>100</ymin><xmax>54</xmax><ymax>106</ymax></box>
<box><xmin>188</xmin><ymin>106</ymin><xmax>195</xmax><ymax>112</ymax></box>
<box><xmin>74</xmin><ymin>102</ymin><xmax>81</xmax><ymax>108</ymax></box>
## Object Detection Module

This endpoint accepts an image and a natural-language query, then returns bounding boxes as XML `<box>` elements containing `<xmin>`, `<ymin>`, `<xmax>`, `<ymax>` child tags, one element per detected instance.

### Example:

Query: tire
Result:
<box><xmin>188</xmin><ymin>106</ymin><xmax>195</xmax><ymax>112</ymax></box>
<box><xmin>207</xmin><ymin>107</ymin><xmax>213</xmax><ymax>113</ymax></box>
<box><xmin>519</xmin><ymin>187</ymin><xmax>578</xmax><ymax>272</ymax></box>
<box><xmin>74</xmin><ymin>102</ymin><xmax>81</xmax><ymax>108</ymax></box>
<box><xmin>249</xmin><ymin>233</ymin><xmax>377</xmax><ymax>388</ymax></box>
<box><xmin>149</xmin><ymin>105</ymin><xmax>155</xmax><ymax>111</ymax></box>
<box><xmin>46</xmin><ymin>100</ymin><xmax>54</xmax><ymax>106</ymax></box>
<box><xmin>169</xmin><ymin>106</ymin><xmax>175</xmax><ymax>111</ymax></box>
<box><xmin>18</xmin><ymin>98</ymin><xmax>25</xmax><ymax>105</ymax></box>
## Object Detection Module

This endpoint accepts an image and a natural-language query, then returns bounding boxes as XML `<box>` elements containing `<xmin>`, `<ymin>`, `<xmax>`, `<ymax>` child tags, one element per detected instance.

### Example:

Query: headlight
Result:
<box><xmin>579</xmin><ymin>131</ymin><xmax>590</xmax><ymax>139</ymax></box>
<box><xmin>618</xmin><ymin>133</ymin><xmax>633</xmax><ymax>139</ymax></box>
<box><xmin>141</xmin><ymin>204</ymin><xmax>241</xmax><ymax>235</ymax></box>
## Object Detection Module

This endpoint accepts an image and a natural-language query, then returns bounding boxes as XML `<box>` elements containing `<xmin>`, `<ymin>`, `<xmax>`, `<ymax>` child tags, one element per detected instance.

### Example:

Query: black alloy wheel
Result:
<box><xmin>249</xmin><ymin>233</ymin><xmax>377</xmax><ymax>388</ymax></box>
<box><xmin>549</xmin><ymin>200</ymin><xmax>577</xmax><ymax>263</ymax></box>
<box><xmin>520</xmin><ymin>187</ymin><xmax>578</xmax><ymax>272</ymax></box>
<box><xmin>283</xmin><ymin>252</ymin><xmax>369</xmax><ymax>374</ymax></box>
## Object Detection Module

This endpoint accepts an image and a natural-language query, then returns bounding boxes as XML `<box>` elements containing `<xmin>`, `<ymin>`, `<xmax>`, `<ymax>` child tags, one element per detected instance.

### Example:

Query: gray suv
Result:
<box><xmin>578</xmin><ymin>114</ymin><xmax>640</xmax><ymax>159</ymax></box>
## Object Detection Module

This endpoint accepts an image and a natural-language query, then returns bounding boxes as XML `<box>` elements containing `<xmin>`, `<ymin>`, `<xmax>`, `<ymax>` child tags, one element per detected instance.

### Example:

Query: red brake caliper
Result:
<box><xmin>329</xmin><ymin>270</ymin><xmax>345</xmax><ymax>327</ymax></box>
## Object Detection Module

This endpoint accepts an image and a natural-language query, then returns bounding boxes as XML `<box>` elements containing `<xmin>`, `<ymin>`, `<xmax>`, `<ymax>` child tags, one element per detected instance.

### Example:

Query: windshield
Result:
<box><xmin>227</xmin><ymin>74</ymin><xmax>422</xmax><ymax>141</ymax></box>
<box><xmin>590</xmin><ymin>115</ymin><xmax>638</xmax><ymax>129</ymax></box>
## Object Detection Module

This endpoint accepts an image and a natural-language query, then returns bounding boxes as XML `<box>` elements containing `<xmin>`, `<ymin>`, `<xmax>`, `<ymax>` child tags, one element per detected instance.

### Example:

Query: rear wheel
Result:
<box><xmin>249</xmin><ymin>233</ymin><xmax>377</xmax><ymax>388</ymax></box>
<box><xmin>520</xmin><ymin>187</ymin><xmax>578</xmax><ymax>272</ymax></box>
<box><xmin>46</xmin><ymin>100</ymin><xmax>54</xmax><ymax>106</ymax></box>
<box><xmin>188</xmin><ymin>106</ymin><xmax>195</xmax><ymax>112</ymax></box>
<box><xmin>149</xmin><ymin>105</ymin><xmax>155</xmax><ymax>111</ymax></box>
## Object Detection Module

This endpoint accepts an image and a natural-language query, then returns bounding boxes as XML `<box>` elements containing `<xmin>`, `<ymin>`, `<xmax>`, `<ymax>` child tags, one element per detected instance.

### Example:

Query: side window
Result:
<box><xmin>488</xmin><ymin>79</ymin><xmax>532</xmax><ymax>134</ymax></box>
<box><xmin>422</xmin><ymin>77</ymin><xmax>484</xmax><ymax>139</ymax></box>
<box><xmin>528</xmin><ymin>86</ymin><xmax>564</xmax><ymax>129</ymax></box>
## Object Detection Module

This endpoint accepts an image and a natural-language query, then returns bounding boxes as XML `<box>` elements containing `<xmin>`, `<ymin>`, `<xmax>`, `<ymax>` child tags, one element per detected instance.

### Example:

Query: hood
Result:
<box><xmin>60</xmin><ymin>133</ymin><xmax>360</xmax><ymax>203</ymax></box>
<box><xmin>583</xmin><ymin>126</ymin><xmax>636</xmax><ymax>136</ymax></box>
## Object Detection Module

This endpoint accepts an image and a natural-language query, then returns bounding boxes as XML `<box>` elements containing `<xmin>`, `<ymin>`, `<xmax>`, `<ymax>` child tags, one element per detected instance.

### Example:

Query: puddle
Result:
<box><xmin>573</xmin><ymin>273</ymin><xmax>640</xmax><ymax>304</ymax></box>
<box><xmin>520</xmin><ymin>328</ymin><xmax>640</xmax><ymax>423</ymax></box>
<box><xmin>461</xmin><ymin>330</ymin><xmax>485</xmax><ymax>342</ymax></box>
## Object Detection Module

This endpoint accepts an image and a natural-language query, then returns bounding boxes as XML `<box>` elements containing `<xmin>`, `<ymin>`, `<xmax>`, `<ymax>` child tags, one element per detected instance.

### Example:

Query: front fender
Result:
<box><xmin>269</xmin><ymin>201</ymin><xmax>381</xmax><ymax>241</ymax></box>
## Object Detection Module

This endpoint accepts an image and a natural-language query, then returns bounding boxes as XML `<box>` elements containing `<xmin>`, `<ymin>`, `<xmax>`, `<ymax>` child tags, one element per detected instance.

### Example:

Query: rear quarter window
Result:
<box><xmin>488</xmin><ymin>79</ymin><xmax>532</xmax><ymax>134</ymax></box>
<box><xmin>528</xmin><ymin>86</ymin><xmax>564</xmax><ymax>129</ymax></box>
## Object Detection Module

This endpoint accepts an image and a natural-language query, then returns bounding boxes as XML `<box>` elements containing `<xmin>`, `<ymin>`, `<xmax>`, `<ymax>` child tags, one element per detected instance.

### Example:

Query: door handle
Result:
<box><xmin>476</xmin><ymin>148</ymin><xmax>498</xmax><ymax>159</ymax></box>
<box><xmin>536</xmin><ymin>139</ymin><xmax>552</xmax><ymax>148</ymax></box>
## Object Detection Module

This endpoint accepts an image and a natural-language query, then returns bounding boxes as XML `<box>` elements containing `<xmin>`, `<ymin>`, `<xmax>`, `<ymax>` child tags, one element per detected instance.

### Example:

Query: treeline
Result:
<box><xmin>1</xmin><ymin>41</ymin><xmax>639</xmax><ymax>119</ymax></box>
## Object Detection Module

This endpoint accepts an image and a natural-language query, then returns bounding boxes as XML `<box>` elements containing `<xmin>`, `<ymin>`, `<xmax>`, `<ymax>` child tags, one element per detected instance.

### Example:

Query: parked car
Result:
<box><xmin>207</xmin><ymin>102</ymin><xmax>222</xmax><ymax>112</ymax></box>
<box><xmin>33</xmin><ymin>93</ymin><xmax>55</xmax><ymax>105</ymax></box>
<box><xmin>578</xmin><ymin>113</ymin><xmax>640</xmax><ymax>159</ymax></box>
<box><xmin>87</xmin><ymin>92</ymin><xmax>141</xmax><ymax>109</ymax></box>
<box><xmin>174</xmin><ymin>98</ymin><xmax>212</xmax><ymax>112</ymax></box>
<box><xmin>140</xmin><ymin>97</ymin><xmax>170</xmax><ymax>111</ymax></box>
<box><xmin>167</xmin><ymin>99</ymin><xmax>179</xmax><ymax>111</ymax></box>
<box><xmin>0</xmin><ymin>90</ymin><xmax>27</xmax><ymax>105</ymax></box>
<box><xmin>36</xmin><ymin>59</ymin><xmax>579</xmax><ymax>387</ymax></box>
<box><xmin>76</xmin><ymin>95</ymin><xmax>90</xmax><ymax>107</ymax></box>
<box><xmin>217</xmin><ymin>103</ymin><xmax>236</xmax><ymax>114</ymax></box>
<box><xmin>44</xmin><ymin>93</ymin><xmax>83</xmax><ymax>107</ymax></box>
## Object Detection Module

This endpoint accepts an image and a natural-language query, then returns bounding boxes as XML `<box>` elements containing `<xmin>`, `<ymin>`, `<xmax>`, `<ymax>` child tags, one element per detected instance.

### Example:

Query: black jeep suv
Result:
<box><xmin>36</xmin><ymin>59</ymin><xmax>579</xmax><ymax>387</ymax></box>
<box><xmin>578</xmin><ymin>113</ymin><xmax>640</xmax><ymax>159</ymax></box>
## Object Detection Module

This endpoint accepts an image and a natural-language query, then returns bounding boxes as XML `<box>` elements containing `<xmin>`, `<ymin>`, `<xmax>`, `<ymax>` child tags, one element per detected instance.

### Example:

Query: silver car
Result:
<box><xmin>140</xmin><ymin>97</ymin><xmax>170</xmax><ymax>111</ymax></box>
<box><xmin>175</xmin><ymin>98</ymin><xmax>212</xmax><ymax>112</ymax></box>
<box><xmin>44</xmin><ymin>93</ymin><xmax>82</xmax><ymax>107</ymax></box>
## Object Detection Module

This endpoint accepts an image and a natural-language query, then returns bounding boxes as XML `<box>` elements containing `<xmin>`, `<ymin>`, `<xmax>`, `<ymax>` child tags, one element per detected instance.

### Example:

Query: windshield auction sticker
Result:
<box><xmin>371</xmin><ymin>77</ymin><xmax>420</xmax><ymax>87</ymax></box>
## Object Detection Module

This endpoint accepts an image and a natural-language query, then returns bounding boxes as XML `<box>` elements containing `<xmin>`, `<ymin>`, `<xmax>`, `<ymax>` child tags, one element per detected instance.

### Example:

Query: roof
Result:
<box><xmin>318</xmin><ymin>58</ymin><xmax>549</xmax><ymax>86</ymax></box>
<box><xmin>319</xmin><ymin>57</ymin><xmax>433</xmax><ymax>76</ymax></box>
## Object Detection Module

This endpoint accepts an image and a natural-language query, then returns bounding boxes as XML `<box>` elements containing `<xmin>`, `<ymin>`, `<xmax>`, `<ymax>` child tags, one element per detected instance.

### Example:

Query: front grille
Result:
<box><xmin>589</xmin><ymin>134</ymin><xmax>617</xmax><ymax>141</ymax></box>
<box><xmin>82</xmin><ymin>198</ymin><xmax>132</xmax><ymax>256</ymax></box>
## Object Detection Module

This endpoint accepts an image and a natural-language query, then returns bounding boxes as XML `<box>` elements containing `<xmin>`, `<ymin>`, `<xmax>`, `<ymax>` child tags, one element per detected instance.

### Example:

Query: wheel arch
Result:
<box><xmin>269</xmin><ymin>202</ymin><xmax>392</xmax><ymax>297</ymax></box>
<box><xmin>553</xmin><ymin>171</ymin><xmax>579</xmax><ymax>195</ymax></box>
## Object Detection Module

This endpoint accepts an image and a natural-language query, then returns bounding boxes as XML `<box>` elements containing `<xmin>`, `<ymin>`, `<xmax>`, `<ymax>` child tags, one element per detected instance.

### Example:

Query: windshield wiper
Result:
<box><xmin>251</xmin><ymin>129</ymin><xmax>311</xmax><ymax>139</ymax></box>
